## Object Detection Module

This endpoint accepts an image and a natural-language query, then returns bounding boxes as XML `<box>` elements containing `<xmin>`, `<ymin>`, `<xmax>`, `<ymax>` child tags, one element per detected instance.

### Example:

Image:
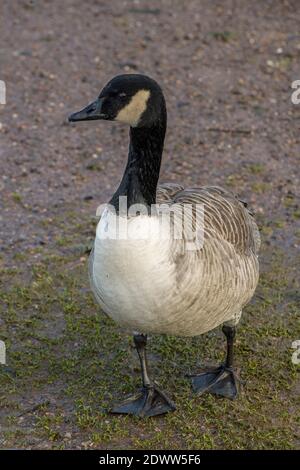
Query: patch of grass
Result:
<box><xmin>273</xmin><ymin>219</ymin><xmax>286</xmax><ymax>228</ymax></box>
<box><xmin>0</xmin><ymin>237</ymin><xmax>299</xmax><ymax>449</ymax></box>
<box><xmin>247</xmin><ymin>163</ymin><xmax>265</xmax><ymax>175</ymax></box>
<box><xmin>86</xmin><ymin>161</ymin><xmax>103</xmax><ymax>172</ymax></box>
<box><xmin>292</xmin><ymin>210</ymin><xmax>300</xmax><ymax>220</ymax></box>
<box><xmin>251</xmin><ymin>182</ymin><xmax>271</xmax><ymax>194</ymax></box>
<box><xmin>12</xmin><ymin>192</ymin><xmax>22</xmax><ymax>203</ymax></box>
<box><xmin>284</xmin><ymin>194</ymin><xmax>295</xmax><ymax>208</ymax></box>
<box><xmin>35</xmin><ymin>413</ymin><xmax>64</xmax><ymax>442</ymax></box>
<box><xmin>226</xmin><ymin>174</ymin><xmax>244</xmax><ymax>188</ymax></box>
<box><xmin>210</xmin><ymin>31</ymin><xmax>236</xmax><ymax>42</ymax></box>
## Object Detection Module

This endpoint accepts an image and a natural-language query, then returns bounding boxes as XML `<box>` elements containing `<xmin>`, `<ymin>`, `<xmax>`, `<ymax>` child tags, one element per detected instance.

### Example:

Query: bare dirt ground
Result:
<box><xmin>0</xmin><ymin>0</ymin><xmax>299</xmax><ymax>449</ymax></box>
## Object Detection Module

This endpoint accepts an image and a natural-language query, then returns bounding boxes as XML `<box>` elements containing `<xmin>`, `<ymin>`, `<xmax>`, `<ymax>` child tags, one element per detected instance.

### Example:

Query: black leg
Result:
<box><xmin>223</xmin><ymin>325</ymin><xmax>235</xmax><ymax>368</ymax></box>
<box><xmin>111</xmin><ymin>334</ymin><xmax>176</xmax><ymax>417</ymax></box>
<box><xmin>134</xmin><ymin>334</ymin><xmax>151</xmax><ymax>388</ymax></box>
<box><xmin>188</xmin><ymin>325</ymin><xmax>239</xmax><ymax>399</ymax></box>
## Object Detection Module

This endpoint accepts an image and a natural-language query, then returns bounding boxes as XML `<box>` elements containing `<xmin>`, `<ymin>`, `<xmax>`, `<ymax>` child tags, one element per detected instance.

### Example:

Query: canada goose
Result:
<box><xmin>69</xmin><ymin>74</ymin><xmax>260</xmax><ymax>417</ymax></box>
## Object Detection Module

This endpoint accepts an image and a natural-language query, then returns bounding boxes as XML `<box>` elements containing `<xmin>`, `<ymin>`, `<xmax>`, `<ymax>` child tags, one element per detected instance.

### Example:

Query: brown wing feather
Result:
<box><xmin>156</xmin><ymin>182</ymin><xmax>185</xmax><ymax>202</ymax></box>
<box><xmin>157</xmin><ymin>183</ymin><xmax>260</xmax><ymax>256</ymax></box>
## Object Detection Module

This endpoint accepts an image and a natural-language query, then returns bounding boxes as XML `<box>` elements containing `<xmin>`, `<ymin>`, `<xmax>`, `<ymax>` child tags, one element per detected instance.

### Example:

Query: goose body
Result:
<box><xmin>90</xmin><ymin>184</ymin><xmax>259</xmax><ymax>336</ymax></box>
<box><xmin>69</xmin><ymin>74</ymin><xmax>260</xmax><ymax>416</ymax></box>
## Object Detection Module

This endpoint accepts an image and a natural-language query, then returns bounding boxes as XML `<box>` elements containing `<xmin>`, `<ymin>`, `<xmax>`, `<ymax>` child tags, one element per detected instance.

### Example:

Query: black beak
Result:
<box><xmin>68</xmin><ymin>97</ymin><xmax>107</xmax><ymax>122</ymax></box>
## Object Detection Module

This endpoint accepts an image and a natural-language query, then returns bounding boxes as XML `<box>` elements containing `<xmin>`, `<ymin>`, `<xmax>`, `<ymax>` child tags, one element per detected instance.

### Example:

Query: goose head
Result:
<box><xmin>68</xmin><ymin>74</ymin><xmax>166</xmax><ymax>128</ymax></box>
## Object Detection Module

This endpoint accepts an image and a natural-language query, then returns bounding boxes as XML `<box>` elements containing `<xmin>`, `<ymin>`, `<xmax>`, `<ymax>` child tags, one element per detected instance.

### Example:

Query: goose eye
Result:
<box><xmin>119</xmin><ymin>92</ymin><xmax>127</xmax><ymax>99</ymax></box>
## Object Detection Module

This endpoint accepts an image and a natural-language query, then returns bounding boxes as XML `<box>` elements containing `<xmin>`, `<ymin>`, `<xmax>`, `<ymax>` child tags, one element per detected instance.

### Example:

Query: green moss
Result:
<box><xmin>251</xmin><ymin>182</ymin><xmax>271</xmax><ymax>194</ymax></box>
<box><xmin>226</xmin><ymin>174</ymin><xmax>244</xmax><ymax>188</ymax></box>
<box><xmin>284</xmin><ymin>194</ymin><xmax>295</xmax><ymax>208</ymax></box>
<box><xmin>12</xmin><ymin>192</ymin><xmax>22</xmax><ymax>203</ymax></box>
<box><xmin>210</xmin><ymin>31</ymin><xmax>237</xmax><ymax>42</ymax></box>
<box><xmin>273</xmin><ymin>220</ymin><xmax>286</xmax><ymax>228</ymax></box>
<box><xmin>292</xmin><ymin>210</ymin><xmax>300</xmax><ymax>220</ymax></box>
<box><xmin>247</xmin><ymin>163</ymin><xmax>265</xmax><ymax>175</ymax></box>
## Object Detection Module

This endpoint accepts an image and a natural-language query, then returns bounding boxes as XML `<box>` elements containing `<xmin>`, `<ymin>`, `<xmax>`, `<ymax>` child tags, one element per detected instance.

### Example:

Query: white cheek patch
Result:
<box><xmin>115</xmin><ymin>89</ymin><xmax>150</xmax><ymax>127</ymax></box>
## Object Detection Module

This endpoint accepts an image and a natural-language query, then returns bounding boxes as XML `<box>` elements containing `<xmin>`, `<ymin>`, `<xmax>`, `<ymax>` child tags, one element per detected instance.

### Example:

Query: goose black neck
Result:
<box><xmin>110</xmin><ymin>112</ymin><xmax>166</xmax><ymax>212</ymax></box>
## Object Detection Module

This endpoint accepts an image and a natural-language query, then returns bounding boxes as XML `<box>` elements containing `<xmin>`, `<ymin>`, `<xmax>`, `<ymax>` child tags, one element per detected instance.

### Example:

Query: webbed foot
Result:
<box><xmin>111</xmin><ymin>383</ymin><xmax>176</xmax><ymax>417</ymax></box>
<box><xmin>189</xmin><ymin>365</ymin><xmax>238</xmax><ymax>399</ymax></box>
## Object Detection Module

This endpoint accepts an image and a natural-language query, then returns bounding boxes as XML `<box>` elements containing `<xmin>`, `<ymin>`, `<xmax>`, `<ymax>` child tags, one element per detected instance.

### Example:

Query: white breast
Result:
<box><xmin>91</xmin><ymin>209</ymin><xmax>177</xmax><ymax>330</ymax></box>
